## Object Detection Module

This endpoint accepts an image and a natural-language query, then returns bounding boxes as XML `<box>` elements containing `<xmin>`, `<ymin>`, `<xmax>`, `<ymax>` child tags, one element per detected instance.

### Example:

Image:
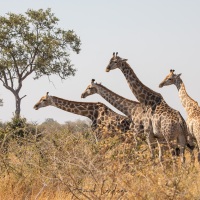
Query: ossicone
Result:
<box><xmin>170</xmin><ymin>69</ymin><xmax>175</xmax><ymax>73</ymax></box>
<box><xmin>112</xmin><ymin>52</ymin><xmax>118</xmax><ymax>57</ymax></box>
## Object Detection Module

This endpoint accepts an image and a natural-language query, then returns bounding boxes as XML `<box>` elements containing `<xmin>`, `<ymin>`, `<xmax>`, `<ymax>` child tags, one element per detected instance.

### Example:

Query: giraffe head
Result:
<box><xmin>34</xmin><ymin>92</ymin><xmax>52</xmax><ymax>110</ymax></box>
<box><xmin>105</xmin><ymin>52</ymin><xmax>128</xmax><ymax>72</ymax></box>
<box><xmin>159</xmin><ymin>69</ymin><xmax>182</xmax><ymax>88</ymax></box>
<box><xmin>81</xmin><ymin>79</ymin><xmax>98</xmax><ymax>98</ymax></box>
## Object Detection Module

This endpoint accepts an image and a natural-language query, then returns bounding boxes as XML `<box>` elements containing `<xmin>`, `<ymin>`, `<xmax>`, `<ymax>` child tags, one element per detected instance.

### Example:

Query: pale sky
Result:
<box><xmin>1</xmin><ymin>0</ymin><xmax>200</xmax><ymax>124</ymax></box>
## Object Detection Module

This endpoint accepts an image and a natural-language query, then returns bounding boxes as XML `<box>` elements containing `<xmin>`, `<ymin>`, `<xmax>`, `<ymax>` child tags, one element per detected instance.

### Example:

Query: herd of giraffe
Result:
<box><xmin>34</xmin><ymin>52</ymin><xmax>200</xmax><ymax>164</ymax></box>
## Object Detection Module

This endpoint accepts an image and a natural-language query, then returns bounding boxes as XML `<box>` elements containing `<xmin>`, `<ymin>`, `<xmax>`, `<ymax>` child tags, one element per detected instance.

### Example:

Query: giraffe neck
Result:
<box><xmin>50</xmin><ymin>96</ymin><xmax>98</xmax><ymax>121</ymax></box>
<box><xmin>95</xmin><ymin>84</ymin><xmax>139</xmax><ymax>117</ymax></box>
<box><xmin>119</xmin><ymin>62</ymin><xmax>163</xmax><ymax>106</ymax></box>
<box><xmin>175</xmin><ymin>78</ymin><xmax>198</xmax><ymax>116</ymax></box>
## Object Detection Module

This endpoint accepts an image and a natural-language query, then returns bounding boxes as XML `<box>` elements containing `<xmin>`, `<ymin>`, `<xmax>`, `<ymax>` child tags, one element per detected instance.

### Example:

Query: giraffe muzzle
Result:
<box><xmin>81</xmin><ymin>93</ymin><xmax>85</xmax><ymax>98</ymax></box>
<box><xmin>33</xmin><ymin>105</ymin><xmax>39</xmax><ymax>110</ymax></box>
<box><xmin>105</xmin><ymin>68</ymin><xmax>110</xmax><ymax>72</ymax></box>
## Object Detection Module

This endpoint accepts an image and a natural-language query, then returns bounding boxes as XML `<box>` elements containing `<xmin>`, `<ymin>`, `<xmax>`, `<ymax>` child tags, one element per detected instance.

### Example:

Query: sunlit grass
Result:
<box><xmin>0</xmin><ymin>120</ymin><xmax>199</xmax><ymax>199</ymax></box>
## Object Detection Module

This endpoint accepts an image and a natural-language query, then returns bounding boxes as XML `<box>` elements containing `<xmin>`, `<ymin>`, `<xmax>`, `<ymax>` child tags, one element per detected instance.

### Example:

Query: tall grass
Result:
<box><xmin>0</xmin><ymin>118</ymin><xmax>199</xmax><ymax>199</ymax></box>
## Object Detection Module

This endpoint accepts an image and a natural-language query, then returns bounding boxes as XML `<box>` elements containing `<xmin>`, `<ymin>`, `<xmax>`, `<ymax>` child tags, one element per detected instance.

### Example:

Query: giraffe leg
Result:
<box><xmin>179</xmin><ymin>145</ymin><xmax>186</xmax><ymax>164</ymax></box>
<box><xmin>196</xmin><ymin>140</ymin><xmax>200</xmax><ymax>163</ymax></box>
<box><xmin>177</xmin><ymin>134</ymin><xmax>186</xmax><ymax>164</ymax></box>
<box><xmin>198</xmin><ymin>151</ymin><xmax>200</xmax><ymax>163</ymax></box>
<box><xmin>93</xmin><ymin>128</ymin><xmax>101</xmax><ymax>143</ymax></box>
<box><xmin>146</xmin><ymin>131</ymin><xmax>156</xmax><ymax>160</ymax></box>
<box><xmin>163</xmin><ymin>137</ymin><xmax>178</xmax><ymax>166</ymax></box>
<box><xmin>132</xmin><ymin>124</ymin><xmax>143</xmax><ymax>147</ymax></box>
<box><xmin>186</xmin><ymin>132</ymin><xmax>195</xmax><ymax>163</ymax></box>
<box><xmin>144</xmin><ymin>119</ymin><xmax>155</xmax><ymax>159</ymax></box>
<box><xmin>168</xmin><ymin>143</ymin><xmax>179</xmax><ymax>169</ymax></box>
<box><xmin>156</xmin><ymin>139</ymin><xmax>163</xmax><ymax>162</ymax></box>
<box><xmin>187</xmin><ymin>145</ymin><xmax>195</xmax><ymax>163</ymax></box>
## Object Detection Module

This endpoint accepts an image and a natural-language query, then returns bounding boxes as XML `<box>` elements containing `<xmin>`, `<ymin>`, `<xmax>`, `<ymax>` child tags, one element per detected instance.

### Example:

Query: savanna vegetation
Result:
<box><xmin>0</xmin><ymin>117</ymin><xmax>199</xmax><ymax>200</ymax></box>
<box><xmin>0</xmin><ymin>7</ymin><xmax>200</xmax><ymax>200</ymax></box>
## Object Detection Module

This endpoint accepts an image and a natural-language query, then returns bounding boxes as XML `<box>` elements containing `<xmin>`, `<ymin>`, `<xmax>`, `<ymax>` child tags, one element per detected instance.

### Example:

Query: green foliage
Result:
<box><xmin>0</xmin><ymin>117</ymin><xmax>38</xmax><ymax>142</ymax></box>
<box><xmin>0</xmin><ymin>8</ymin><xmax>81</xmax><ymax>79</ymax></box>
<box><xmin>6</xmin><ymin>116</ymin><xmax>29</xmax><ymax>137</ymax></box>
<box><xmin>0</xmin><ymin>8</ymin><xmax>81</xmax><ymax>117</ymax></box>
<box><xmin>0</xmin><ymin>117</ymin><xmax>38</xmax><ymax>153</ymax></box>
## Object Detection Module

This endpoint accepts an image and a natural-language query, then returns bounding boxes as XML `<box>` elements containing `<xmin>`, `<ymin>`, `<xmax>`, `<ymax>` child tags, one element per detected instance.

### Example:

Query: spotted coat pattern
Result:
<box><xmin>34</xmin><ymin>92</ymin><xmax>132</xmax><ymax>140</ymax></box>
<box><xmin>105</xmin><ymin>53</ymin><xmax>191</xmax><ymax>162</ymax></box>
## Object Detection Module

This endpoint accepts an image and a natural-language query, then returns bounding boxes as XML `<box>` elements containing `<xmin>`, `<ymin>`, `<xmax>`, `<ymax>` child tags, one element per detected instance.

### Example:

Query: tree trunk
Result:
<box><xmin>15</xmin><ymin>95</ymin><xmax>21</xmax><ymax>119</ymax></box>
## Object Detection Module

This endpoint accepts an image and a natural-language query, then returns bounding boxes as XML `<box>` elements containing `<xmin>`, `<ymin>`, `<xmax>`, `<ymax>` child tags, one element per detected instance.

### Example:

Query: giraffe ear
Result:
<box><xmin>121</xmin><ymin>59</ymin><xmax>128</xmax><ymax>62</ymax></box>
<box><xmin>91</xmin><ymin>79</ymin><xmax>96</xmax><ymax>85</ymax></box>
<box><xmin>176</xmin><ymin>73</ymin><xmax>182</xmax><ymax>78</ymax></box>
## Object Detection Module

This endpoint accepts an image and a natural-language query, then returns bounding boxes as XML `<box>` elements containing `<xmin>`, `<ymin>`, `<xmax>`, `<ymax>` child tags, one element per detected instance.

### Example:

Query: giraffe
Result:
<box><xmin>81</xmin><ymin>79</ymin><xmax>146</xmax><ymax>138</ymax></box>
<box><xmin>159</xmin><ymin>69</ymin><xmax>199</xmax><ymax>161</ymax></box>
<box><xmin>105</xmin><ymin>52</ymin><xmax>193</xmax><ymax>163</ymax></box>
<box><xmin>33</xmin><ymin>92</ymin><xmax>132</xmax><ymax>140</ymax></box>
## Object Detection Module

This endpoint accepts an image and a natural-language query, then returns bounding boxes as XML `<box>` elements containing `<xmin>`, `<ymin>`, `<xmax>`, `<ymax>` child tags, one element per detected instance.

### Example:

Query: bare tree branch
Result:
<box><xmin>0</xmin><ymin>8</ymin><xmax>81</xmax><ymax>118</ymax></box>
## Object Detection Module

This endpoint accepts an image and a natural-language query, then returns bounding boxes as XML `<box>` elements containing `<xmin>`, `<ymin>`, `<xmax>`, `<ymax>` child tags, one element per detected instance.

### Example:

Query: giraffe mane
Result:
<box><xmin>125</xmin><ymin>62</ymin><xmax>162</xmax><ymax>99</ymax></box>
<box><xmin>94</xmin><ymin>82</ymin><xmax>139</xmax><ymax>104</ymax></box>
<box><xmin>51</xmin><ymin>96</ymin><xmax>103</xmax><ymax>106</ymax></box>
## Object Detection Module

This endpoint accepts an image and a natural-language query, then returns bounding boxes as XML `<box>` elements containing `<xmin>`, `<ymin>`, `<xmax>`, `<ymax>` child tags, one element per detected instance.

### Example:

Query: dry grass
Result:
<box><xmin>0</xmin><ymin>120</ymin><xmax>200</xmax><ymax>200</ymax></box>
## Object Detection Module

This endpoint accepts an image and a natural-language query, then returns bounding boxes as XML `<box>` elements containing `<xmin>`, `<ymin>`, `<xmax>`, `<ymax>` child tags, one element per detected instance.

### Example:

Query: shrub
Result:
<box><xmin>0</xmin><ymin>119</ymin><xmax>199</xmax><ymax>199</ymax></box>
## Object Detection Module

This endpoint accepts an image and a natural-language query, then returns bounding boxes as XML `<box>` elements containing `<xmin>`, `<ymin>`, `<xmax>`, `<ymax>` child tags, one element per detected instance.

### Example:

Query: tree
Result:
<box><xmin>0</xmin><ymin>8</ymin><xmax>81</xmax><ymax>118</ymax></box>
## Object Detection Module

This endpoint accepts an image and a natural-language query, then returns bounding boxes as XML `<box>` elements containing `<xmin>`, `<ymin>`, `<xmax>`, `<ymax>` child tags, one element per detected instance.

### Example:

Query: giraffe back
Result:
<box><xmin>94</xmin><ymin>103</ymin><xmax>132</xmax><ymax>139</ymax></box>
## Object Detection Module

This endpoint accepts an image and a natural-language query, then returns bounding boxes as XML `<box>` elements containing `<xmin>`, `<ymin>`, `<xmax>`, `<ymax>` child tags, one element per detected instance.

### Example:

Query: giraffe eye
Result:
<box><xmin>168</xmin><ymin>78</ymin><xmax>172</xmax><ymax>81</ymax></box>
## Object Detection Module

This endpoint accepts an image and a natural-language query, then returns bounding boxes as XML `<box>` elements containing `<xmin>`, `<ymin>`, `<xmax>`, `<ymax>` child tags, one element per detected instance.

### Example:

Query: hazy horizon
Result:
<box><xmin>1</xmin><ymin>0</ymin><xmax>200</xmax><ymax>124</ymax></box>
